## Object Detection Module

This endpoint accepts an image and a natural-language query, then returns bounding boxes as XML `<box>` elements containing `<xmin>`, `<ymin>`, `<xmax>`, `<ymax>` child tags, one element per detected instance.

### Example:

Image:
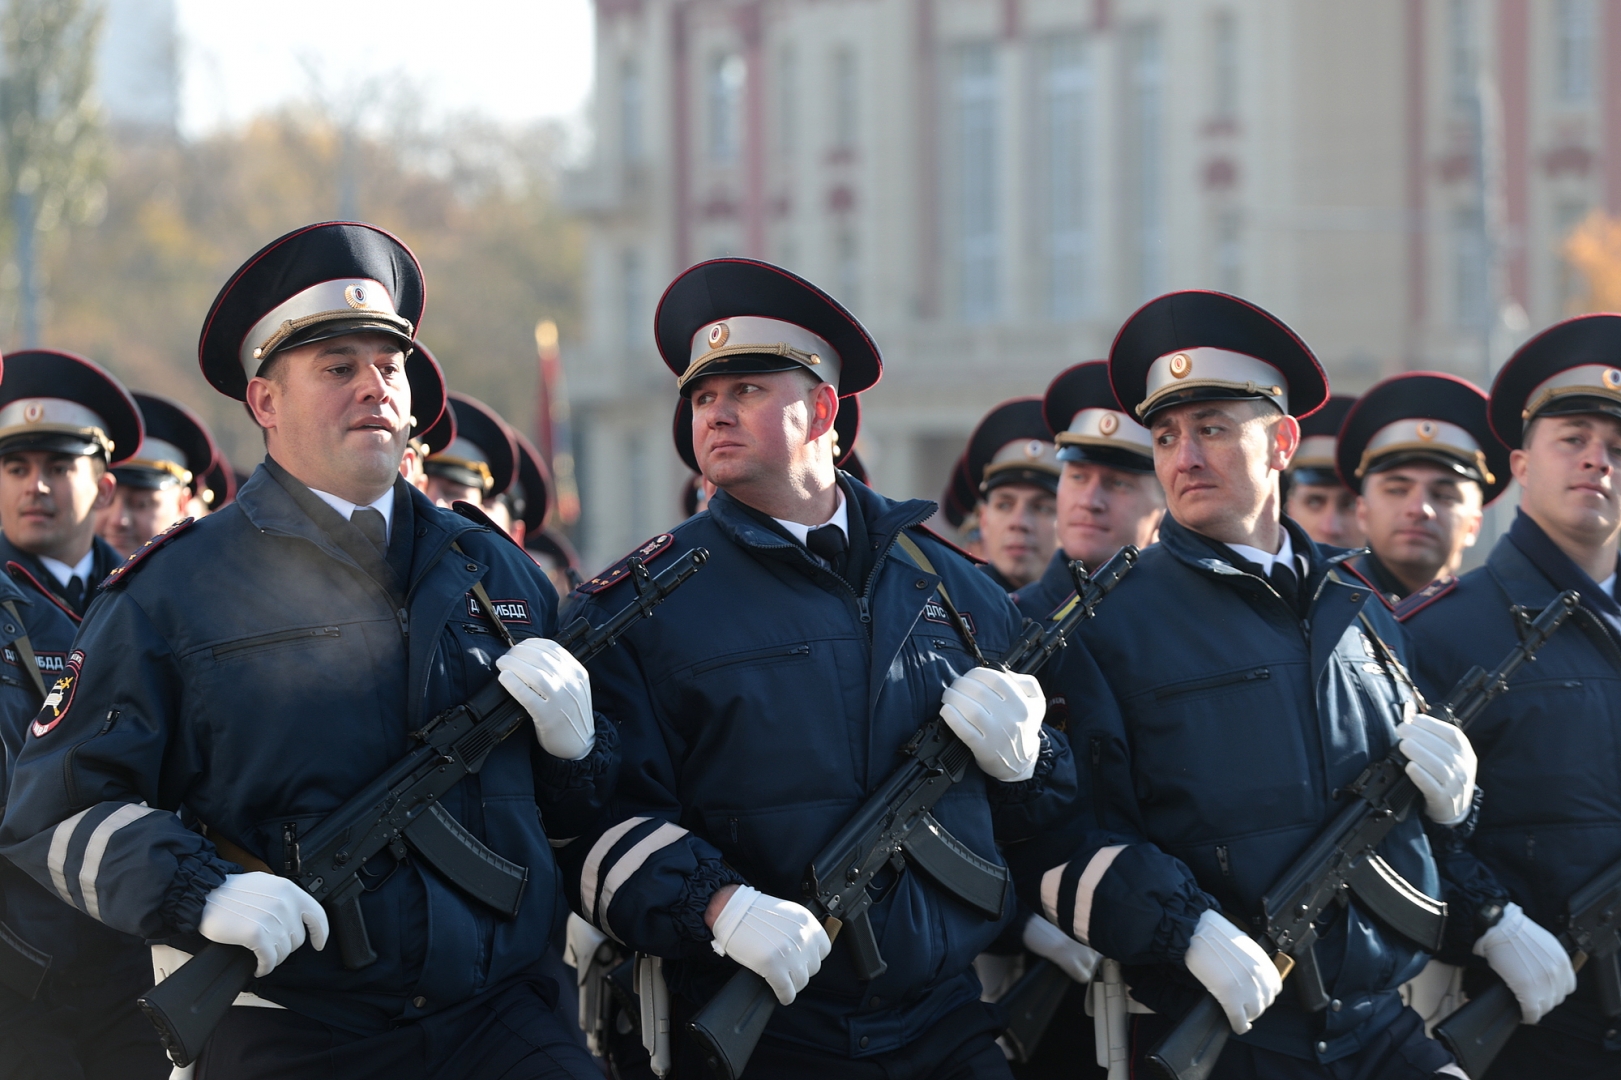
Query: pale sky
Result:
<box><xmin>174</xmin><ymin>0</ymin><xmax>596</xmax><ymax>135</ymax></box>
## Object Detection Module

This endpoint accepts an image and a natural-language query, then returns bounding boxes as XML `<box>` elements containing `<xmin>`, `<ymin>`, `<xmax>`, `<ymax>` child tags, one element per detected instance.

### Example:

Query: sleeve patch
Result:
<box><xmin>98</xmin><ymin>517</ymin><xmax>195</xmax><ymax>590</ymax></box>
<box><xmin>31</xmin><ymin>649</ymin><xmax>83</xmax><ymax>737</ymax></box>
<box><xmin>466</xmin><ymin>595</ymin><xmax>533</xmax><ymax>624</ymax></box>
<box><xmin>1395</xmin><ymin>577</ymin><xmax>1458</xmax><ymax>623</ymax></box>
<box><xmin>577</xmin><ymin>533</ymin><xmax>675</xmax><ymax>595</ymax></box>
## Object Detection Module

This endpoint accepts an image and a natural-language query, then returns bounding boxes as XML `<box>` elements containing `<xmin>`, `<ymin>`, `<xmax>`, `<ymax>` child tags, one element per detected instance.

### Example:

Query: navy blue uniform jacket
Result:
<box><xmin>566</xmin><ymin>477</ymin><xmax>1077</xmax><ymax>1058</ymax></box>
<box><xmin>0</xmin><ymin>463</ymin><xmax>617</xmax><ymax>1034</ymax></box>
<box><xmin>1009</xmin><ymin>514</ymin><xmax>1439</xmax><ymax>1064</ymax></box>
<box><xmin>1402</xmin><ymin>511</ymin><xmax>1621</xmax><ymax>1049</ymax></box>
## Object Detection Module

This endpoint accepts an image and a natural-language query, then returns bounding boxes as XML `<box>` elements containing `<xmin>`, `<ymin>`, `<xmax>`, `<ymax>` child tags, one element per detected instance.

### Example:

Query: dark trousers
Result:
<box><xmin>668</xmin><ymin>996</ymin><xmax>1012</xmax><ymax>1080</ymax></box>
<box><xmin>1009</xmin><ymin>982</ymin><xmax>1105</xmax><ymax>1079</ymax></box>
<box><xmin>0</xmin><ymin>954</ymin><xmax>168</xmax><ymax>1080</ymax></box>
<box><xmin>1482</xmin><ymin>1024</ymin><xmax>1618</xmax><ymax>1080</ymax></box>
<box><xmin>196</xmin><ymin>978</ymin><xmax>600</xmax><ymax>1080</ymax></box>
<box><xmin>1129</xmin><ymin>1005</ymin><xmax>1454</xmax><ymax>1080</ymax></box>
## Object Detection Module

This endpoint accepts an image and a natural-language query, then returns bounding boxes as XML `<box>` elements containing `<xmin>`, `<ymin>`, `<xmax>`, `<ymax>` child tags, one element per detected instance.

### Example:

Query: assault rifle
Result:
<box><xmin>1435</xmin><ymin>855</ymin><xmax>1621</xmax><ymax>1076</ymax></box>
<box><xmin>1147</xmin><ymin>590</ymin><xmax>1579</xmax><ymax>1080</ymax></box>
<box><xmin>687</xmin><ymin>545</ymin><xmax>1139</xmax><ymax>1080</ymax></box>
<box><xmin>138</xmin><ymin>549</ymin><xmax>709</xmax><ymax>1067</ymax></box>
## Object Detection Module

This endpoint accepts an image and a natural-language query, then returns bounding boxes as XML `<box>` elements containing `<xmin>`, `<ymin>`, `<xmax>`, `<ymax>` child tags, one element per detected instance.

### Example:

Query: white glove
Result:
<box><xmin>1023</xmin><ymin>913</ymin><xmax>1101</xmax><ymax>984</ymax></box>
<box><xmin>496</xmin><ymin>637</ymin><xmax>595</xmax><ymax>761</ymax></box>
<box><xmin>1183</xmin><ymin>909</ymin><xmax>1281</xmax><ymax>1035</ymax></box>
<box><xmin>709</xmin><ymin>885</ymin><xmax>831</xmax><ymax>1006</ymax></box>
<box><xmin>1472</xmin><ymin>902</ymin><xmax>1575</xmax><ymax>1025</ymax></box>
<box><xmin>198</xmin><ymin>872</ymin><xmax>329</xmax><ymax>978</ymax></box>
<box><xmin>1395</xmin><ymin>706</ymin><xmax>1476</xmax><ymax>826</ymax></box>
<box><xmin>939</xmin><ymin>666</ymin><xmax>1046</xmax><ymax>782</ymax></box>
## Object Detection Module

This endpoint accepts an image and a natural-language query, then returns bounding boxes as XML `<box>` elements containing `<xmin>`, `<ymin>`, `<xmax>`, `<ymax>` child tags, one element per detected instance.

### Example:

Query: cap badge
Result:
<box><xmin>1605</xmin><ymin>368</ymin><xmax>1621</xmax><ymax>391</ymax></box>
<box><xmin>707</xmin><ymin>322</ymin><xmax>730</xmax><ymax>350</ymax></box>
<box><xmin>1025</xmin><ymin>440</ymin><xmax>1043</xmax><ymax>459</ymax></box>
<box><xmin>22</xmin><ymin>403</ymin><xmax>42</xmax><ymax>424</ymax></box>
<box><xmin>1169</xmin><ymin>353</ymin><xmax>1192</xmax><ymax>379</ymax></box>
<box><xmin>344</xmin><ymin>284</ymin><xmax>371</xmax><ymax>310</ymax></box>
<box><xmin>1416</xmin><ymin>421</ymin><xmax>1437</xmax><ymax>441</ymax></box>
<box><xmin>1099</xmin><ymin>413</ymin><xmax>1119</xmax><ymax>436</ymax></box>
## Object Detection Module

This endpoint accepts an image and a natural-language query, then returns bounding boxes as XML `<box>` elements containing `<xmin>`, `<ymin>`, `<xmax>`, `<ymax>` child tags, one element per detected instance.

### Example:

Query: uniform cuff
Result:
<box><xmin>160</xmin><ymin>851</ymin><xmax>238</xmax><ymax>935</ymax></box>
<box><xmin>673</xmin><ymin>859</ymin><xmax>746</xmax><ymax>945</ymax></box>
<box><xmin>533</xmin><ymin>713</ymin><xmax>619</xmax><ymax>797</ymax></box>
<box><xmin>988</xmin><ymin>728</ymin><xmax>1060</xmax><ymax>803</ymax></box>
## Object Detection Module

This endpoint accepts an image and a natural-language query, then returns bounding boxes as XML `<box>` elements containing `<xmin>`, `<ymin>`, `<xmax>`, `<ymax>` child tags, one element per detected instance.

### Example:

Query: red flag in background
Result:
<box><xmin>533</xmin><ymin>319</ymin><xmax>581</xmax><ymax>525</ymax></box>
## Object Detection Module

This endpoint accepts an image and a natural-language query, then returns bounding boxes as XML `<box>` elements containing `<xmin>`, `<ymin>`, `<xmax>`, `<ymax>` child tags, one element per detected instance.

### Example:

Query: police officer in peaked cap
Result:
<box><xmin>1401</xmin><ymin>316</ymin><xmax>1621</xmax><ymax>1078</ymax></box>
<box><xmin>1282</xmin><ymin>394</ymin><xmax>1363</xmax><ymax>549</ymax></box>
<box><xmin>674</xmin><ymin>389</ymin><xmax>865</xmax><ymax>486</ymax></box>
<box><xmin>98</xmin><ymin>392</ymin><xmax>220</xmax><ymax>559</ymax></box>
<box><xmin>0</xmin><ymin>222</ymin><xmax>615</xmax><ymax>1079</ymax></box>
<box><xmin>423</xmin><ymin>391</ymin><xmax>519</xmax><ymax>511</ymax></box>
<box><xmin>1334</xmin><ymin>373</ymin><xmax>1508</xmax><ymax>607</ymax></box>
<box><xmin>490</xmin><ymin>430</ymin><xmax>551</xmax><ymax>547</ymax></box>
<box><xmin>1012</xmin><ymin>360</ymin><xmax>1164</xmax><ymax>622</ymax></box>
<box><xmin>1007</xmin><ymin>291</ymin><xmax>1474</xmax><ymax>1078</ymax></box>
<box><xmin>567</xmin><ymin>258</ymin><xmax>1076</xmax><ymax>1078</ymax></box>
<box><xmin>0</xmin><ymin>350</ymin><xmax>172</xmax><ymax>1078</ymax></box>
<box><xmin>964</xmin><ymin>399</ymin><xmax>1061</xmax><ymax>592</ymax></box>
<box><xmin>397</xmin><ymin>342</ymin><xmax>454</xmax><ymax>493</ymax></box>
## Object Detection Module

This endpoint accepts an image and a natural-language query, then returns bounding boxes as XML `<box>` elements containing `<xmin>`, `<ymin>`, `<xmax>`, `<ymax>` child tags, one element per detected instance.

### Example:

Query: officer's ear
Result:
<box><xmin>92</xmin><ymin>461</ymin><xmax>117</xmax><ymax>511</ymax></box>
<box><xmin>1268</xmin><ymin>411</ymin><xmax>1301</xmax><ymax>473</ymax></box>
<box><xmin>806</xmin><ymin>379</ymin><xmax>838</xmax><ymax>445</ymax></box>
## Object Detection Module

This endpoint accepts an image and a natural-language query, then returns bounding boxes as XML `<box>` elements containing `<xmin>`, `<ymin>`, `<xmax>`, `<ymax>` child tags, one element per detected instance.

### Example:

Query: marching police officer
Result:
<box><xmin>1012</xmin><ymin>360</ymin><xmax>1164</xmax><ymax>621</ymax></box>
<box><xmin>0</xmin><ymin>351</ymin><xmax>170</xmax><ymax>1079</ymax></box>
<box><xmin>1334</xmin><ymin>373</ymin><xmax>1508</xmax><ymax>606</ymax></box>
<box><xmin>569</xmin><ymin>258</ymin><xmax>1075</xmax><ymax>1078</ymax></box>
<box><xmin>1401</xmin><ymin>315</ymin><xmax>1621</xmax><ymax>1078</ymax></box>
<box><xmin>1282</xmin><ymin>395</ymin><xmax>1363</xmax><ymax>549</ymax></box>
<box><xmin>0</xmin><ymin>222</ymin><xmax>615</xmax><ymax>1079</ymax></box>
<box><xmin>98</xmin><ymin>392</ymin><xmax>220</xmax><ymax>558</ymax></box>
<box><xmin>423</xmin><ymin>391</ymin><xmax>519</xmax><ymax>510</ymax></box>
<box><xmin>1014</xmin><ymin>291</ymin><xmax>1475</xmax><ymax>1078</ymax></box>
<box><xmin>964</xmin><ymin>400</ymin><xmax>1060</xmax><ymax>591</ymax></box>
<box><xmin>488</xmin><ymin>431</ymin><xmax>550</xmax><ymax>545</ymax></box>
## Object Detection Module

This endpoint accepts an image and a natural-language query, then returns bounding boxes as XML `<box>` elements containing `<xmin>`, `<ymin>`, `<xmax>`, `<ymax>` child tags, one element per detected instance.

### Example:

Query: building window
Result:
<box><xmin>621</xmin><ymin>247</ymin><xmax>644</xmax><ymax>347</ymax></box>
<box><xmin>1447</xmin><ymin>0</ymin><xmax>1476</xmax><ymax>110</ymax></box>
<box><xmin>620</xmin><ymin>57</ymin><xmax>643</xmax><ymax>165</ymax></box>
<box><xmin>708</xmin><ymin>52</ymin><xmax>746</xmax><ymax>164</ymax></box>
<box><xmin>835</xmin><ymin>227</ymin><xmax>860</xmax><ymax>313</ymax></box>
<box><xmin>832</xmin><ymin>46</ymin><xmax>859</xmax><ymax>152</ymax></box>
<box><xmin>1453</xmin><ymin>206</ymin><xmax>1488</xmax><ymax>329</ymax></box>
<box><xmin>953</xmin><ymin>42</ymin><xmax>1000</xmax><ymax>324</ymax></box>
<box><xmin>1556</xmin><ymin>0</ymin><xmax>1596</xmax><ymax>104</ymax></box>
<box><xmin>1038</xmin><ymin>35</ymin><xmax>1093</xmax><ymax>321</ymax></box>
<box><xmin>1210</xmin><ymin>11</ymin><xmax>1239</xmax><ymax>122</ymax></box>
<box><xmin>1124</xmin><ymin>24</ymin><xmax>1164</xmax><ymax>302</ymax></box>
<box><xmin>1214</xmin><ymin>208</ymin><xmax>1243</xmax><ymax>293</ymax></box>
<box><xmin>777</xmin><ymin>45</ymin><xmax>797</xmax><ymax>165</ymax></box>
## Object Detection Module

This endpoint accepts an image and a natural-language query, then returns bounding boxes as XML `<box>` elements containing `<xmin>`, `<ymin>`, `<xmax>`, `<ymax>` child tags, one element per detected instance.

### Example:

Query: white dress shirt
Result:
<box><xmin>309</xmin><ymin>486</ymin><xmax>395</xmax><ymax>545</ymax></box>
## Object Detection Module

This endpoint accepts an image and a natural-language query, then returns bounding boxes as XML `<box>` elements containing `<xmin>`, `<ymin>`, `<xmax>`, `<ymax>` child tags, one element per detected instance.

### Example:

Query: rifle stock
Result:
<box><xmin>686</xmin><ymin>970</ymin><xmax>777</xmax><ymax>1080</ymax></box>
<box><xmin>137</xmin><ymin>548</ymin><xmax>709</xmax><ymax>1067</ymax></box>
<box><xmin>998</xmin><ymin>959</ymin><xmax>1074</xmax><ymax>1063</ymax></box>
<box><xmin>1433</xmin><ymin>981</ymin><xmax>1519</xmax><ymax>1079</ymax></box>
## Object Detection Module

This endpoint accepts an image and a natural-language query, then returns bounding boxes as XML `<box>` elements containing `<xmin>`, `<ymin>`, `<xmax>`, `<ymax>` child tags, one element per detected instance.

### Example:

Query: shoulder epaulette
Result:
<box><xmin>1332</xmin><ymin>561</ymin><xmax>1398</xmax><ymax>612</ymax></box>
<box><xmin>577</xmin><ymin>533</ymin><xmax>675</xmax><ymax>596</ymax></box>
<box><xmin>6</xmin><ymin>562</ymin><xmax>81</xmax><ymax>622</ymax></box>
<box><xmin>1395</xmin><ymin>577</ymin><xmax>1458</xmax><ymax>622</ymax></box>
<box><xmin>909</xmin><ymin>524</ymin><xmax>984</xmax><ymax>566</ymax></box>
<box><xmin>98</xmin><ymin>517</ymin><xmax>195</xmax><ymax>591</ymax></box>
<box><xmin>450</xmin><ymin>499</ymin><xmax>525</xmax><ymax>552</ymax></box>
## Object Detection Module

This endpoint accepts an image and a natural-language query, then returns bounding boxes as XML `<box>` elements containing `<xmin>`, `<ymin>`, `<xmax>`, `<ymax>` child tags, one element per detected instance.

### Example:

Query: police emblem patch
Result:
<box><xmin>31</xmin><ymin>649</ymin><xmax>82</xmax><ymax>737</ymax></box>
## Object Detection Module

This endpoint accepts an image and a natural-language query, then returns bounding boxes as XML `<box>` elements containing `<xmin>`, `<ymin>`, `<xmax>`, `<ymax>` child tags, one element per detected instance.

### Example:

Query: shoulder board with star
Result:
<box><xmin>576</xmin><ymin>533</ymin><xmax>675</xmax><ymax>596</ymax></box>
<box><xmin>1395</xmin><ymin>577</ymin><xmax>1458</xmax><ymax>623</ymax></box>
<box><xmin>98</xmin><ymin>517</ymin><xmax>195</xmax><ymax>591</ymax></box>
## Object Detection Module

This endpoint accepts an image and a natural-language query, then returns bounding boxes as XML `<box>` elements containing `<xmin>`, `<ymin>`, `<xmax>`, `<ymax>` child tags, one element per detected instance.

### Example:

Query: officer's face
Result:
<box><xmin>1356</xmin><ymin>463</ymin><xmax>1482</xmax><ymax>584</ymax></box>
<box><xmin>1056</xmin><ymin>460</ymin><xmax>1163</xmax><ymax>569</ymax></box>
<box><xmin>246</xmin><ymin>333</ymin><xmax>411</xmax><ymax>504</ymax></box>
<box><xmin>0</xmin><ymin>451</ymin><xmax>116</xmax><ymax>562</ymax></box>
<box><xmin>1513</xmin><ymin>414</ymin><xmax>1621</xmax><ymax>547</ymax></box>
<box><xmin>689</xmin><ymin>371</ymin><xmax>836</xmax><ymax>495</ymax></box>
<box><xmin>97</xmin><ymin>483</ymin><xmax>190</xmax><ymax>559</ymax></box>
<box><xmin>1151</xmin><ymin>400</ymin><xmax>1297</xmax><ymax>545</ymax></box>
<box><xmin>1286</xmin><ymin>482</ymin><xmax>1365</xmax><ymax>548</ymax></box>
<box><xmin>978</xmin><ymin>482</ymin><xmax>1057</xmax><ymax>589</ymax></box>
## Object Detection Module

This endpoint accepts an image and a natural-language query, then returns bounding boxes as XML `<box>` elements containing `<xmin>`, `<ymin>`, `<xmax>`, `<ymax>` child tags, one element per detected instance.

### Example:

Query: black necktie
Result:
<box><xmin>63</xmin><ymin>576</ymin><xmax>85</xmax><ymax>614</ymax></box>
<box><xmin>1269</xmin><ymin>558</ymin><xmax>1299</xmax><ymax>609</ymax></box>
<box><xmin>806</xmin><ymin>524</ymin><xmax>847</xmax><ymax>572</ymax></box>
<box><xmin>351</xmin><ymin>507</ymin><xmax>388</xmax><ymax>556</ymax></box>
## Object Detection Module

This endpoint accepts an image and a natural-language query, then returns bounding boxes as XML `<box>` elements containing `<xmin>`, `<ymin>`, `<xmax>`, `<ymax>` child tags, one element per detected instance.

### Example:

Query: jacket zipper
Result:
<box><xmin>1154</xmin><ymin>667</ymin><xmax>1271</xmax><ymax>701</ymax></box>
<box><xmin>212</xmin><ymin>625</ymin><xmax>341</xmax><ymax>659</ymax></box>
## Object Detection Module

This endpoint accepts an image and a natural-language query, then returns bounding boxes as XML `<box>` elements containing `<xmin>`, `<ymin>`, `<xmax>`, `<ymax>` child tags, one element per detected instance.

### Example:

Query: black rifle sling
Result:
<box><xmin>2</xmin><ymin>600</ymin><xmax>48</xmax><ymax>700</ymax></box>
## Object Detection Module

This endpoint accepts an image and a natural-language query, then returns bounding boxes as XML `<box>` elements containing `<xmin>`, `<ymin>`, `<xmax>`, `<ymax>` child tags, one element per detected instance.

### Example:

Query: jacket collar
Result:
<box><xmin>708</xmin><ymin>477</ymin><xmax>935</xmax><ymax>578</ymax></box>
<box><xmin>0</xmin><ymin>532</ymin><xmax>120</xmax><ymax>620</ymax></box>
<box><xmin>1492</xmin><ymin>510</ymin><xmax>1621</xmax><ymax>652</ymax></box>
<box><xmin>1157</xmin><ymin>511</ymin><xmax>1330</xmax><ymax>593</ymax></box>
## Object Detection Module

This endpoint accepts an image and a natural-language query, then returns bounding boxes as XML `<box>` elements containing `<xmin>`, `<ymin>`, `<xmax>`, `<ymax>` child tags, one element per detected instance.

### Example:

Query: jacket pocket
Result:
<box><xmin>688</xmin><ymin>642</ymin><xmax>813</xmax><ymax>678</ymax></box>
<box><xmin>211</xmin><ymin>624</ymin><xmax>342</xmax><ymax>661</ymax></box>
<box><xmin>1153</xmin><ymin>667</ymin><xmax>1270</xmax><ymax>701</ymax></box>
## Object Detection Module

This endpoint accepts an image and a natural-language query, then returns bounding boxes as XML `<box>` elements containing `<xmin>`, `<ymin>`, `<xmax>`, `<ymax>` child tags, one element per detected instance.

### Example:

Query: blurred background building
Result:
<box><xmin>564</xmin><ymin>0</ymin><xmax>1621</xmax><ymax>568</ymax></box>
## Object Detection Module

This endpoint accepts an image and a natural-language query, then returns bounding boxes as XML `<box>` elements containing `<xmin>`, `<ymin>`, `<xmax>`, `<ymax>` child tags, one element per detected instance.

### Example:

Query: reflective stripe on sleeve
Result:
<box><xmin>582</xmin><ymin>817</ymin><xmax>649</xmax><ymax>924</ymax></box>
<box><xmin>46</xmin><ymin>807</ymin><xmax>95</xmax><ymax>905</ymax></box>
<box><xmin>1072</xmin><ymin>845</ymin><xmax>1128</xmax><ymax>945</ymax></box>
<box><xmin>598</xmin><ymin>822</ymin><xmax>689</xmax><ymax>940</ymax></box>
<box><xmin>78</xmin><ymin>803</ymin><xmax>160</xmax><ymax>922</ymax></box>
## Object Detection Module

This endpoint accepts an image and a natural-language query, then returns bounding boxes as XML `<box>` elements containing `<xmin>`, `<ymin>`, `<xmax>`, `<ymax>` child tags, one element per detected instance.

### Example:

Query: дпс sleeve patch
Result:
<box><xmin>577</xmin><ymin>533</ymin><xmax>674</xmax><ymax>595</ymax></box>
<box><xmin>98</xmin><ymin>517</ymin><xmax>194</xmax><ymax>591</ymax></box>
